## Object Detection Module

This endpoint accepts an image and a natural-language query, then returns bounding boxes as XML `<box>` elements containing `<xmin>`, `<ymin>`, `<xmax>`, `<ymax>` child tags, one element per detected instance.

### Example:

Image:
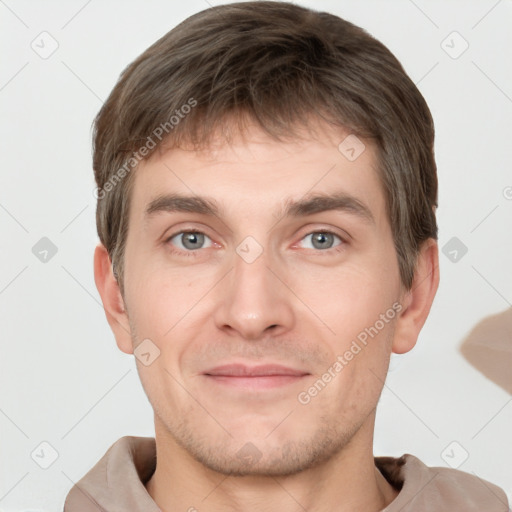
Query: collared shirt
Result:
<box><xmin>63</xmin><ymin>436</ymin><xmax>510</xmax><ymax>511</ymax></box>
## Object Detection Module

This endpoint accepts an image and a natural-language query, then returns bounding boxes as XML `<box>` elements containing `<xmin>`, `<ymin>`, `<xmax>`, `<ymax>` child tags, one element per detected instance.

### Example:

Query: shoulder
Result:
<box><xmin>376</xmin><ymin>453</ymin><xmax>510</xmax><ymax>511</ymax></box>
<box><xmin>63</xmin><ymin>436</ymin><xmax>157</xmax><ymax>512</ymax></box>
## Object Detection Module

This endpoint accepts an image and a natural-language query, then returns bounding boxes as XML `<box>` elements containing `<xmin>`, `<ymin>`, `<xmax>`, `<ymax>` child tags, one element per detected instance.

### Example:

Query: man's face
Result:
<box><xmin>121</xmin><ymin>120</ymin><xmax>406</xmax><ymax>476</ymax></box>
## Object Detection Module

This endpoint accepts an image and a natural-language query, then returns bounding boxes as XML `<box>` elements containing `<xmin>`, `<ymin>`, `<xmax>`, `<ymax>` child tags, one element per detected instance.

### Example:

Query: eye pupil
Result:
<box><xmin>182</xmin><ymin>232</ymin><xmax>204</xmax><ymax>250</ymax></box>
<box><xmin>312</xmin><ymin>232</ymin><xmax>334</xmax><ymax>249</ymax></box>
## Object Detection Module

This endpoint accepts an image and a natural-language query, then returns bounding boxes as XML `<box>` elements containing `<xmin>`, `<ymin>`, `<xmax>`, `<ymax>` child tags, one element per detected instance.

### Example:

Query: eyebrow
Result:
<box><xmin>144</xmin><ymin>192</ymin><xmax>375</xmax><ymax>225</ymax></box>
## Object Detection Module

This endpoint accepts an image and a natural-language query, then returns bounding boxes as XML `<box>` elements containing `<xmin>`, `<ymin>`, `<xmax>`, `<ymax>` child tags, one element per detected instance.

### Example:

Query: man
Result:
<box><xmin>64</xmin><ymin>2</ymin><xmax>509</xmax><ymax>510</ymax></box>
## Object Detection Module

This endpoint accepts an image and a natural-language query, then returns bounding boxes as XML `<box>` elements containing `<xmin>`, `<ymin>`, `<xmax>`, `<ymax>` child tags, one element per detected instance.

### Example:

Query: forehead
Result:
<box><xmin>129</xmin><ymin>120</ymin><xmax>387</xmax><ymax>228</ymax></box>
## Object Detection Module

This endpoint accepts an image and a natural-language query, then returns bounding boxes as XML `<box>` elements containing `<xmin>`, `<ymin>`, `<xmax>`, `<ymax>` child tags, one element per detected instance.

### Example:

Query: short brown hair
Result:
<box><xmin>93</xmin><ymin>1</ymin><xmax>438</xmax><ymax>295</ymax></box>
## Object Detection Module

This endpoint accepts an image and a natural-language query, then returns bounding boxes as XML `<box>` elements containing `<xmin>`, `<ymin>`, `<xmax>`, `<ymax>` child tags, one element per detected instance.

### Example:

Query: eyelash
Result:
<box><xmin>164</xmin><ymin>228</ymin><xmax>347</xmax><ymax>258</ymax></box>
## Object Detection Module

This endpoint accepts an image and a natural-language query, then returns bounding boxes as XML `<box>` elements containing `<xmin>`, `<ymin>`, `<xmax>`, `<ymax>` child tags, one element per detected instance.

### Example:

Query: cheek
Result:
<box><xmin>293</xmin><ymin>261</ymin><xmax>398</xmax><ymax>340</ymax></box>
<box><xmin>135</xmin><ymin>359</ymin><xmax>193</xmax><ymax>425</ymax></box>
<box><xmin>126</xmin><ymin>273</ymin><xmax>215</xmax><ymax>383</ymax></box>
<box><xmin>300</xmin><ymin>318</ymin><xmax>395</xmax><ymax>421</ymax></box>
<box><xmin>125</xmin><ymin>261</ymin><xmax>199</xmax><ymax>339</ymax></box>
<box><xmin>303</xmin><ymin>266</ymin><xmax>398</xmax><ymax>411</ymax></box>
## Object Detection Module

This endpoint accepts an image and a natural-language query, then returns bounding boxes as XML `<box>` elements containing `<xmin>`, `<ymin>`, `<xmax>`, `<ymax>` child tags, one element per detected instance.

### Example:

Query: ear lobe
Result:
<box><xmin>392</xmin><ymin>238</ymin><xmax>440</xmax><ymax>354</ymax></box>
<box><xmin>93</xmin><ymin>243</ymin><xmax>133</xmax><ymax>354</ymax></box>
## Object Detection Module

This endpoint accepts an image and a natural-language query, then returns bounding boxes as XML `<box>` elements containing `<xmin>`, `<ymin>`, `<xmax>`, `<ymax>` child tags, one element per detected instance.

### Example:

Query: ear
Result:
<box><xmin>93</xmin><ymin>243</ymin><xmax>133</xmax><ymax>354</ymax></box>
<box><xmin>392</xmin><ymin>238</ymin><xmax>440</xmax><ymax>354</ymax></box>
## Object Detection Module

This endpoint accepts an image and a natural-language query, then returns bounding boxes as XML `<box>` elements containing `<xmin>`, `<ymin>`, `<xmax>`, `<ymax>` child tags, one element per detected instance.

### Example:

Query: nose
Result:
<box><xmin>213</xmin><ymin>243</ymin><xmax>295</xmax><ymax>341</ymax></box>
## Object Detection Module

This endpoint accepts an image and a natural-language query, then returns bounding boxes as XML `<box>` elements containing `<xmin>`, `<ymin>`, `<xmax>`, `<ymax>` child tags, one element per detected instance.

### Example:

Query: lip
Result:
<box><xmin>203</xmin><ymin>364</ymin><xmax>310</xmax><ymax>390</ymax></box>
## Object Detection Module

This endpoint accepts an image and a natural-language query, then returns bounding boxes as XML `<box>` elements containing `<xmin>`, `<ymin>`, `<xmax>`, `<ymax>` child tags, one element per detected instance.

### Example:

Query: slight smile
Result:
<box><xmin>203</xmin><ymin>363</ymin><xmax>311</xmax><ymax>390</ymax></box>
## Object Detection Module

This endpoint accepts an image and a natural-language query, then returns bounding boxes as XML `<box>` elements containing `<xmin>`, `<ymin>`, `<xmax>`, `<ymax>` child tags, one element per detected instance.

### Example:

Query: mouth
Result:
<box><xmin>203</xmin><ymin>363</ymin><xmax>310</xmax><ymax>390</ymax></box>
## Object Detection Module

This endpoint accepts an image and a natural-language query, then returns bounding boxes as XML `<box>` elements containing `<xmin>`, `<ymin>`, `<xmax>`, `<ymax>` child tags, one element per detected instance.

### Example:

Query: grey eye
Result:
<box><xmin>301</xmin><ymin>232</ymin><xmax>342</xmax><ymax>250</ymax></box>
<box><xmin>170</xmin><ymin>231</ymin><xmax>212</xmax><ymax>251</ymax></box>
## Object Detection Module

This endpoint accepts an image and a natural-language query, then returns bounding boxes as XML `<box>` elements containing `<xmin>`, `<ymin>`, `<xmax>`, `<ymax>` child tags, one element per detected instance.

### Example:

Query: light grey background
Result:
<box><xmin>1</xmin><ymin>0</ymin><xmax>511</xmax><ymax>510</ymax></box>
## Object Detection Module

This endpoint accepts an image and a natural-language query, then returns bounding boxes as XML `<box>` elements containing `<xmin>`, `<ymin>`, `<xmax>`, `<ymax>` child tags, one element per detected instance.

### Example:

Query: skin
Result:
<box><xmin>95</xmin><ymin>118</ymin><xmax>439</xmax><ymax>512</ymax></box>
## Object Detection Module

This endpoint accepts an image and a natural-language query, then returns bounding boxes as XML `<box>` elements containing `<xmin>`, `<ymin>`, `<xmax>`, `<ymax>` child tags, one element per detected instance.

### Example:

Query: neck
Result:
<box><xmin>145</xmin><ymin>413</ymin><xmax>399</xmax><ymax>512</ymax></box>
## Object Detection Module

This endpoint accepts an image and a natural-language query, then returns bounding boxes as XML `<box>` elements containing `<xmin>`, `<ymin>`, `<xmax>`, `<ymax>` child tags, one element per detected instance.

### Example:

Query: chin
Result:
<box><xmin>178</xmin><ymin>424</ymin><xmax>349</xmax><ymax>478</ymax></box>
